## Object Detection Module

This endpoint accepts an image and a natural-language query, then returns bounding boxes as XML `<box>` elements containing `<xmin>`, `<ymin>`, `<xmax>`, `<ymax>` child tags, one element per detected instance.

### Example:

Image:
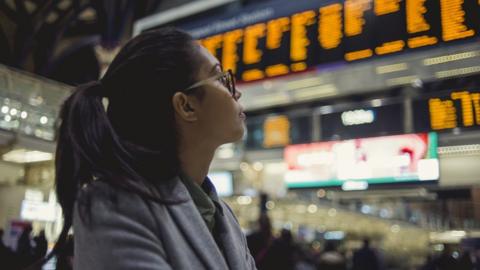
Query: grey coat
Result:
<box><xmin>73</xmin><ymin>176</ymin><xmax>257</xmax><ymax>270</ymax></box>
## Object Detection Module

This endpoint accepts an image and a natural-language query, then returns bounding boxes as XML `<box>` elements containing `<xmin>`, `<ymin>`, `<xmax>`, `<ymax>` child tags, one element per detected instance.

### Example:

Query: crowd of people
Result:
<box><xmin>0</xmin><ymin>226</ymin><xmax>48</xmax><ymax>269</ymax></box>
<box><xmin>245</xmin><ymin>214</ymin><xmax>479</xmax><ymax>270</ymax></box>
<box><xmin>245</xmin><ymin>213</ymin><xmax>376</xmax><ymax>270</ymax></box>
<box><xmin>1</xmin><ymin>219</ymin><xmax>479</xmax><ymax>270</ymax></box>
<box><xmin>0</xmin><ymin>226</ymin><xmax>73</xmax><ymax>270</ymax></box>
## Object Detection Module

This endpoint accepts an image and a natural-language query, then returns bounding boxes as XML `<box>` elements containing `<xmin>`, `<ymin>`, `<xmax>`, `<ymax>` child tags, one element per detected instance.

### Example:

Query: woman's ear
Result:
<box><xmin>172</xmin><ymin>92</ymin><xmax>198</xmax><ymax>122</ymax></box>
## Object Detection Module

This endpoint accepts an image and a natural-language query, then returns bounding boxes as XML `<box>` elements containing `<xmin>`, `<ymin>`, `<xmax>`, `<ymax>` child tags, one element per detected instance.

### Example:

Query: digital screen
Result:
<box><xmin>20</xmin><ymin>200</ymin><xmax>57</xmax><ymax>222</ymax></box>
<box><xmin>208</xmin><ymin>171</ymin><xmax>234</xmax><ymax>197</ymax></box>
<box><xmin>284</xmin><ymin>133</ymin><xmax>439</xmax><ymax>188</ymax></box>
<box><xmin>245</xmin><ymin>114</ymin><xmax>312</xmax><ymax>150</ymax></box>
<box><xmin>193</xmin><ymin>0</ymin><xmax>479</xmax><ymax>82</ymax></box>
<box><xmin>320</xmin><ymin>103</ymin><xmax>404</xmax><ymax>140</ymax></box>
<box><xmin>413</xmin><ymin>89</ymin><xmax>480</xmax><ymax>132</ymax></box>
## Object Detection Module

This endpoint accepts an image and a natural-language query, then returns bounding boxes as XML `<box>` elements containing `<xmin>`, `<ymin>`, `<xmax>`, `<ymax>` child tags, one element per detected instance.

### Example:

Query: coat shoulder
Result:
<box><xmin>74</xmin><ymin>180</ymin><xmax>160</xmax><ymax>232</ymax></box>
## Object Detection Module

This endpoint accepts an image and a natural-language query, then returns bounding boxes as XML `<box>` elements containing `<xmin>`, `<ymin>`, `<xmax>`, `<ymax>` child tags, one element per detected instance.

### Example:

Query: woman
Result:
<box><xmin>53</xmin><ymin>27</ymin><xmax>256</xmax><ymax>269</ymax></box>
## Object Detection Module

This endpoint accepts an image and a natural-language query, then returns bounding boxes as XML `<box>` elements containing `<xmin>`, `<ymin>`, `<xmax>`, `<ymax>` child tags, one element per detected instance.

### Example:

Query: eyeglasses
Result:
<box><xmin>184</xmin><ymin>69</ymin><xmax>237</xmax><ymax>99</ymax></box>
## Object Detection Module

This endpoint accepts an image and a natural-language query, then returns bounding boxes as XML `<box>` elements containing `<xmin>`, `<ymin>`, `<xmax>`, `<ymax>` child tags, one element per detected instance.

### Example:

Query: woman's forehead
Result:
<box><xmin>197</xmin><ymin>46</ymin><xmax>221</xmax><ymax>71</ymax></box>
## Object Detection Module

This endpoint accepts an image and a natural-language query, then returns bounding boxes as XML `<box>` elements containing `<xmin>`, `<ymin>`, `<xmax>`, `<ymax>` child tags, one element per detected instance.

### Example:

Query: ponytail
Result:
<box><xmin>30</xmin><ymin>81</ymin><xmax>131</xmax><ymax>268</ymax></box>
<box><xmin>37</xmin><ymin>78</ymin><xmax>179</xmax><ymax>268</ymax></box>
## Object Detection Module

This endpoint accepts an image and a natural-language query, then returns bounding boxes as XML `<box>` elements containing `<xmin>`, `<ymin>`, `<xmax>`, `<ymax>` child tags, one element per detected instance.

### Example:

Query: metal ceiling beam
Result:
<box><xmin>133</xmin><ymin>0</ymin><xmax>237</xmax><ymax>36</ymax></box>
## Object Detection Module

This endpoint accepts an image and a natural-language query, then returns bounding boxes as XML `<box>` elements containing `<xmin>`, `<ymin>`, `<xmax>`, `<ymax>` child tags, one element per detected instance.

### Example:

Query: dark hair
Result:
<box><xmin>35</xmin><ymin>28</ymin><xmax>203</xmax><ymax>267</ymax></box>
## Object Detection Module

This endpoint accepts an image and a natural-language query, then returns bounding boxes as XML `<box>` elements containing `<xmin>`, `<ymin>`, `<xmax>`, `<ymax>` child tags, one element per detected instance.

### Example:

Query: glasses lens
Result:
<box><xmin>218</xmin><ymin>74</ymin><xmax>228</xmax><ymax>89</ymax></box>
<box><xmin>227</xmin><ymin>70</ymin><xmax>235</xmax><ymax>97</ymax></box>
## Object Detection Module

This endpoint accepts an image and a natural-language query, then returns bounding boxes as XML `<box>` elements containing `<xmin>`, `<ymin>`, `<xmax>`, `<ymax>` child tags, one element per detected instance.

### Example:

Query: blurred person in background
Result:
<box><xmin>352</xmin><ymin>239</ymin><xmax>379</xmax><ymax>270</ymax></box>
<box><xmin>294</xmin><ymin>247</ymin><xmax>316</xmax><ymax>270</ymax></box>
<box><xmin>247</xmin><ymin>213</ymin><xmax>273</xmax><ymax>265</ymax></box>
<box><xmin>16</xmin><ymin>224</ymin><xmax>34</xmax><ymax>268</ymax></box>
<box><xmin>258</xmin><ymin>229</ymin><xmax>298</xmax><ymax>270</ymax></box>
<box><xmin>35</xmin><ymin>27</ymin><xmax>255</xmax><ymax>270</ymax></box>
<box><xmin>0</xmin><ymin>228</ymin><xmax>14</xmax><ymax>268</ymax></box>
<box><xmin>419</xmin><ymin>254</ymin><xmax>436</xmax><ymax>270</ymax></box>
<box><xmin>316</xmin><ymin>241</ymin><xmax>346</xmax><ymax>270</ymax></box>
<box><xmin>458</xmin><ymin>250</ymin><xmax>474</xmax><ymax>270</ymax></box>
<box><xmin>432</xmin><ymin>244</ymin><xmax>458</xmax><ymax>270</ymax></box>
<box><xmin>32</xmin><ymin>230</ymin><xmax>48</xmax><ymax>263</ymax></box>
<box><xmin>55</xmin><ymin>235</ymin><xmax>73</xmax><ymax>270</ymax></box>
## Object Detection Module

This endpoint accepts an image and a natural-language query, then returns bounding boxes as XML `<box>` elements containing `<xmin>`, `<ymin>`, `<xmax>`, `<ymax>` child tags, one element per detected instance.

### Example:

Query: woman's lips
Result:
<box><xmin>239</xmin><ymin>112</ymin><xmax>246</xmax><ymax>119</ymax></box>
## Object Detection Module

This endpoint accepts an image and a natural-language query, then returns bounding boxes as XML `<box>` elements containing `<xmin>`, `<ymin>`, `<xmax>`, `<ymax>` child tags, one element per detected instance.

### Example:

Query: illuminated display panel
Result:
<box><xmin>222</xmin><ymin>29</ymin><xmax>243</xmax><ymax>74</ymax></box>
<box><xmin>284</xmin><ymin>133</ymin><xmax>439</xmax><ymax>188</ymax></box>
<box><xmin>440</xmin><ymin>0</ymin><xmax>475</xmax><ymax>41</ymax></box>
<box><xmin>374</xmin><ymin>0</ymin><xmax>407</xmax><ymax>55</ymax></box>
<box><xmin>413</xmin><ymin>89</ymin><xmax>480</xmax><ymax>132</ymax></box>
<box><xmin>344</xmin><ymin>0</ymin><xmax>375</xmax><ymax>61</ymax></box>
<box><xmin>405</xmin><ymin>0</ymin><xmax>440</xmax><ymax>48</ymax></box>
<box><xmin>194</xmin><ymin>0</ymin><xmax>479</xmax><ymax>82</ymax></box>
<box><xmin>246</xmin><ymin>114</ymin><xmax>312</xmax><ymax>150</ymax></box>
<box><xmin>318</xmin><ymin>4</ymin><xmax>343</xmax><ymax>50</ymax></box>
<box><xmin>265</xmin><ymin>17</ymin><xmax>291</xmax><ymax>77</ymax></box>
<box><xmin>321</xmin><ymin>103</ymin><xmax>404</xmax><ymax>140</ymax></box>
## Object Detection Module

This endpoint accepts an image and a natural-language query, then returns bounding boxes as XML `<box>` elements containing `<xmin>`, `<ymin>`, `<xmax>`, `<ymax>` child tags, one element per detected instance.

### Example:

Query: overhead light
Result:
<box><xmin>435</xmin><ymin>66</ymin><xmax>480</xmax><ymax>79</ymax></box>
<box><xmin>386</xmin><ymin>75</ymin><xmax>419</xmax><ymax>86</ymax></box>
<box><xmin>438</xmin><ymin>144</ymin><xmax>480</xmax><ymax>155</ymax></box>
<box><xmin>361</xmin><ymin>205</ymin><xmax>371</xmax><ymax>214</ymax></box>
<box><xmin>2</xmin><ymin>149</ymin><xmax>54</xmax><ymax>163</ymax></box>
<box><xmin>342</xmin><ymin>181</ymin><xmax>368</xmax><ymax>191</ymax></box>
<box><xmin>423</xmin><ymin>51</ymin><xmax>479</xmax><ymax>66</ymax></box>
<box><xmin>249</xmin><ymin>93</ymin><xmax>290</xmax><ymax>108</ymax></box>
<box><xmin>1</xmin><ymin>106</ymin><xmax>9</xmax><ymax>114</ymax></box>
<box><xmin>266</xmin><ymin>201</ymin><xmax>275</xmax><ymax>210</ymax></box>
<box><xmin>430</xmin><ymin>230</ymin><xmax>467</xmax><ymax>243</ymax></box>
<box><xmin>253</xmin><ymin>162</ymin><xmax>264</xmax><ymax>171</ymax></box>
<box><xmin>307</xmin><ymin>204</ymin><xmax>318</xmax><ymax>213</ymax></box>
<box><xmin>317</xmin><ymin>189</ymin><xmax>326</xmax><ymax>198</ymax></box>
<box><xmin>293</xmin><ymin>84</ymin><xmax>337</xmax><ymax>101</ymax></box>
<box><xmin>390</xmin><ymin>224</ymin><xmax>401</xmax><ymax>233</ymax></box>
<box><xmin>375</xmin><ymin>63</ymin><xmax>408</xmax><ymax>74</ymax></box>
<box><xmin>20</xmin><ymin>111</ymin><xmax>28</xmax><ymax>119</ymax></box>
<box><xmin>236</xmin><ymin>196</ymin><xmax>252</xmax><ymax>205</ymax></box>
<box><xmin>29</xmin><ymin>96</ymin><xmax>44</xmax><ymax>106</ymax></box>
<box><xmin>40</xmin><ymin>116</ymin><xmax>48</xmax><ymax>125</ymax></box>
<box><xmin>240</xmin><ymin>162</ymin><xmax>249</xmax><ymax>171</ymax></box>
<box><xmin>318</xmin><ymin>105</ymin><xmax>334</xmax><ymax>114</ymax></box>
<box><xmin>285</xmin><ymin>77</ymin><xmax>323</xmax><ymax>90</ymax></box>
<box><xmin>328</xmin><ymin>208</ymin><xmax>337</xmax><ymax>217</ymax></box>
<box><xmin>370</xmin><ymin>99</ymin><xmax>383</xmax><ymax>107</ymax></box>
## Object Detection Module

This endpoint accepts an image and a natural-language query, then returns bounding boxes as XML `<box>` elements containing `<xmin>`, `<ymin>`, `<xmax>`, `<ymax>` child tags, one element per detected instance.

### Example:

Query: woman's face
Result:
<box><xmin>187</xmin><ymin>45</ymin><xmax>246</xmax><ymax>145</ymax></box>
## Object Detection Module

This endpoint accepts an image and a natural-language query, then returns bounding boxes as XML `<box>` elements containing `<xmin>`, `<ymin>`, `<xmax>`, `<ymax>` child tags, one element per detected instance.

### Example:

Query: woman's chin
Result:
<box><xmin>225</xmin><ymin>126</ymin><xmax>245</xmax><ymax>144</ymax></box>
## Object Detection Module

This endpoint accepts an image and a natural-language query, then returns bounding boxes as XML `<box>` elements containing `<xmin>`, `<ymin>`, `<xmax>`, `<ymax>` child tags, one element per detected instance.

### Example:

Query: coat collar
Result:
<box><xmin>143</xmin><ymin>174</ymin><xmax>249</xmax><ymax>269</ymax></box>
<box><xmin>148</xmin><ymin>175</ymin><xmax>191</xmax><ymax>203</ymax></box>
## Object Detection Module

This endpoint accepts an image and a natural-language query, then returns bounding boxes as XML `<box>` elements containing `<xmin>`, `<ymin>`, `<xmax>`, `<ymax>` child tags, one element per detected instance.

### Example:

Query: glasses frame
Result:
<box><xmin>184</xmin><ymin>69</ymin><xmax>236</xmax><ymax>98</ymax></box>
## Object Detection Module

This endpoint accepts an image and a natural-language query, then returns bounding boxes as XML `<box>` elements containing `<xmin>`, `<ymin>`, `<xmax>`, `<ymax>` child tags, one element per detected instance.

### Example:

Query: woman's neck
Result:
<box><xmin>178</xmin><ymin>139</ymin><xmax>216</xmax><ymax>185</ymax></box>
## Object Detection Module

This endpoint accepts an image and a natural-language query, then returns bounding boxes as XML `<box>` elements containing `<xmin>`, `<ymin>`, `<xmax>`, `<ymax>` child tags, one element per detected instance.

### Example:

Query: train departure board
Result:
<box><xmin>413</xmin><ymin>89</ymin><xmax>480</xmax><ymax>132</ymax></box>
<box><xmin>185</xmin><ymin>0</ymin><xmax>480</xmax><ymax>82</ymax></box>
